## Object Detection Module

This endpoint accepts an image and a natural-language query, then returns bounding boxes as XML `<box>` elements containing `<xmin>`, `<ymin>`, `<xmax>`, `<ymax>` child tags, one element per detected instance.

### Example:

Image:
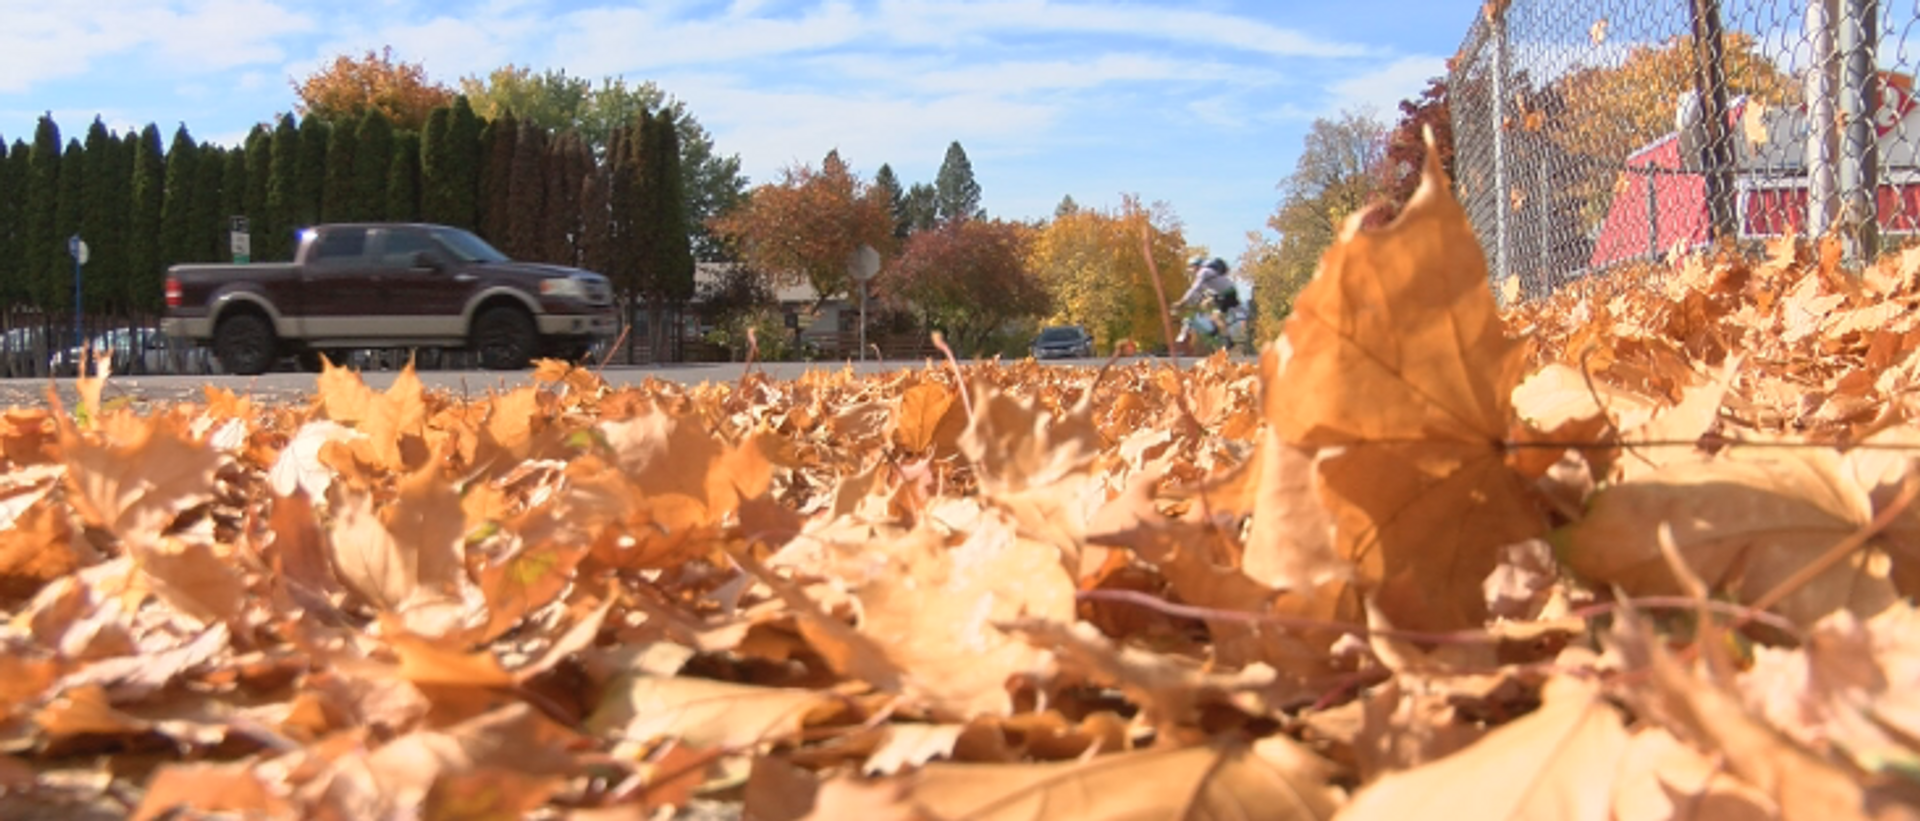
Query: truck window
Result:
<box><xmin>309</xmin><ymin>228</ymin><xmax>371</xmax><ymax>265</ymax></box>
<box><xmin>379</xmin><ymin>229</ymin><xmax>438</xmax><ymax>266</ymax></box>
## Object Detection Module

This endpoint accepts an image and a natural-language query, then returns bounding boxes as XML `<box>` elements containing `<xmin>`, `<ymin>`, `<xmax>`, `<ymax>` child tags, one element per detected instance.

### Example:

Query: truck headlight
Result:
<box><xmin>539</xmin><ymin>278</ymin><xmax>588</xmax><ymax>299</ymax></box>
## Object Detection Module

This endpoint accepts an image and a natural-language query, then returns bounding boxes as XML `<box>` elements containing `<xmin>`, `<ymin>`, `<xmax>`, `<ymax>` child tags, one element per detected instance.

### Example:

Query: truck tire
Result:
<box><xmin>472</xmin><ymin>306</ymin><xmax>536</xmax><ymax>370</ymax></box>
<box><xmin>213</xmin><ymin>312</ymin><xmax>276</xmax><ymax>376</ymax></box>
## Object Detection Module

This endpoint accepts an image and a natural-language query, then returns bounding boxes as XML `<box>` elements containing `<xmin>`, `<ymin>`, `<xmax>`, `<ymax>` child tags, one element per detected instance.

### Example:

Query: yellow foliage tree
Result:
<box><xmin>1025</xmin><ymin>195</ymin><xmax>1185</xmax><ymax>352</ymax></box>
<box><xmin>290</xmin><ymin>46</ymin><xmax>455</xmax><ymax>132</ymax></box>
<box><xmin>1541</xmin><ymin>32</ymin><xmax>1798</xmax><ymax>227</ymax></box>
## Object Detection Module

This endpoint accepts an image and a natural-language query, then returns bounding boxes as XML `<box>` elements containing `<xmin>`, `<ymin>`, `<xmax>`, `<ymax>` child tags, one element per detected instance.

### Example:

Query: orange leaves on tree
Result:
<box><xmin>290</xmin><ymin>45</ymin><xmax>455</xmax><ymax>130</ymax></box>
<box><xmin>706</xmin><ymin>151</ymin><xmax>897</xmax><ymax>301</ymax></box>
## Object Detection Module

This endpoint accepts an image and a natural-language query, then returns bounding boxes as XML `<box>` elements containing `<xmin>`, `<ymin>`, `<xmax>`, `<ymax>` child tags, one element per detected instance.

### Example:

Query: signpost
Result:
<box><xmin>67</xmin><ymin>234</ymin><xmax>88</xmax><ymax>353</ymax></box>
<box><xmin>230</xmin><ymin>215</ymin><xmax>251</xmax><ymax>264</ymax></box>
<box><xmin>846</xmin><ymin>244</ymin><xmax>880</xmax><ymax>361</ymax></box>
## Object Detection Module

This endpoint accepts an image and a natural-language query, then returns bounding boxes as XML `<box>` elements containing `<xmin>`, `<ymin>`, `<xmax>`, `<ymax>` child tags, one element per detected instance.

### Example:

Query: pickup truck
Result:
<box><xmin>161</xmin><ymin>222</ymin><xmax>618</xmax><ymax>375</ymax></box>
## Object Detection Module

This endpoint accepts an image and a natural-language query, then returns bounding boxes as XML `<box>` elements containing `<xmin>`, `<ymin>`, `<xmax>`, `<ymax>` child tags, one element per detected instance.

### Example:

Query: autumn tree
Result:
<box><xmin>458</xmin><ymin>65</ymin><xmax>592</xmax><ymax>133</ymax></box>
<box><xmin>888</xmin><ymin>218</ymin><xmax>1048</xmax><ymax>354</ymax></box>
<box><xmin>126</xmin><ymin>125</ymin><xmax>166</xmax><ymax>311</ymax></box>
<box><xmin>1258</xmin><ymin>110</ymin><xmax>1388</xmax><ymax>328</ymax></box>
<box><xmin>1538</xmin><ymin>31</ymin><xmax>1796</xmax><ymax>228</ymax></box>
<box><xmin>707</xmin><ymin>150</ymin><xmax>897</xmax><ymax>301</ymax></box>
<box><xmin>159</xmin><ymin>125</ymin><xmax>200</xmax><ymax>276</ymax></box>
<box><xmin>934</xmin><ymin>140</ymin><xmax>983</xmax><ymax>223</ymax></box>
<box><xmin>1376</xmin><ymin>76</ymin><xmax>1453</xmax><ymax>220</ymax></box>
<box><xmin>1026</xmin><ymin>194</ymin><xmax>1185</xmax><ymax>351</ymax></box>
<box><xmin>291</xmin><ymin>46</ymin><xmax>455</xmax><ymax>131</ymax></box>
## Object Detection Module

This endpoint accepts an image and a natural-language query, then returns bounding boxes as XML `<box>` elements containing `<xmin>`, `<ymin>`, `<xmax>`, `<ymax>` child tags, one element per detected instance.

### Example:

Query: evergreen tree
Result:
<box><xmin>506</xmin><ymin>119</ymin><xmax>544</xmax><ymax>260</ymax></box>
<box><xmin>321</xmin><ymin>115</ymin><xmax>355</xmax><ymax>223</ymax></box>
<box><xmin>296</xmin><ymin>114</ymin><xmax>328</xmax><ymax>228</ymax></box>
<box><xmin>540</xmin><ymin>131</ymin><xmax>586</xmax><ymax>266</ymax></box>
<box><xmin>81</xmin><ymin>119</ymin><xmax>126</xmax><ymax>311</ymax></box>
<box><xmin>0</xmin><ymin>139</ymin><xmax>20</xmax><ymax>308</ymax></box>
<box><xmin>604</xmin><ymin>122</ymin><xmax>640</xmax><ymax>298</ymax></box>
<box><xmin>220</xmin><ymin>146</ymin><xmax>247</xmax><ymax>260</ymax></box>
<box><xmin>351</xmin><ymin>108</ymin><xmax>393</xmax><ymax>222</ymax></box>
<box><xmin>904</xmin><ymin>182</ymin><xmax>938</xmax><ymax>234</ymax></box>
<box><xmin>386</xmin><ymin>129</ymin><xmax>422</xmax><ymax>222</ymax></box>
<box><xmin>579</xmin><ymin>161</ymin><xmax>611</xmax><ymax>279</ymax></box>
<box><xmin>243</xmin><ymin>124</ymin><xmax>272</xmax><ymax>254</ymax></box>
<box><xmin>873</xmin><ymin>163</ymin><xmax>909</xmax><ymax>239</ymax></box>
<box><xmin>933</xmin><ymin>140</ymin><xmax>982</xmax><ymax>223</ymax></box>
<box><xmin>447</xmin><ymin>96</ymin><xmax>484</xmax><ymax>230</ymax></box>
<box><xmin>126</xmin><ymin>124</ymin><xmax>165</xmax><ymax>312</ymax></box>
<box><xmin>191</xmin><ymin>143</ymin><xmax>226</xmax><ymax>262</ymax></box>
<box><xmin>23</xmin><ymin>116</ymin><xmax>61</xmax><ymax>310</ymax></box>
<box><xmin>1054</xmin><ymin>194</ymin><xmax>1080</xmax><ymax>218</ymax></box>
<box><xmin>479</xmin><ymin>112</ymin><xmax>517</xmax><ymax>245</ymax></box>
<box><xmin>53</xmin><ymin>137</ymin><xmax>84</xmax><ymax>314</ymax></box>
<box><xmin>264</xmin><ymin>115</ymin><xmax>299</xmax><ymax>261</ymax></box>
<box><xmin>159</xmin><ymin>125</ymin><xmax>200</xmax><ymax>274</ymax></box>
<box><xmin>419</xmin><ymin>106</ymin><xmax>453</xmax><ymax>225</ymax></box>
<box><xmin>641</xmin><ymin>110</ymin><xmax>693</xmax><ymax>302</ymax></box>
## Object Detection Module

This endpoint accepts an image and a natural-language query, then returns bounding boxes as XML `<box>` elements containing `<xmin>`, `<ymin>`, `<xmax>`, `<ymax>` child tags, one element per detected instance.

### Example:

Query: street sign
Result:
<box><xmin>67</xmin><ymin>235</ymin><xmax>88</xmax><ymax>265</ymax></box>
<box><xmin>231</xmin><ymin>231</ymin><xmax>251</xmax><ymax>264</ymax></box>
<box><xmin>230</xmin><ymin>215</ymin><xmax>249</xmax><ymax>234</ymax></box>
<box><xmin>846</xmin><ymin>245</ymin><xmax>881</xmax><ymax>361</ymax></box>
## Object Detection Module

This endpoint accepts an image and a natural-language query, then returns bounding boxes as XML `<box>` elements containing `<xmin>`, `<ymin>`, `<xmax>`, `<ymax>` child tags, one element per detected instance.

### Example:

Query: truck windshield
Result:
<box><xmin>430</xmin><ymin>227</ymin><xmax>511</xmax><ymax>263</ymax></box>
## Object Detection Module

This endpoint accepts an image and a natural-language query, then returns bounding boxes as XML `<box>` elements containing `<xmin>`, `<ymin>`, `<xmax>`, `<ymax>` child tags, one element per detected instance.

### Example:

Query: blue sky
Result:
<box><xmin>0</xmin><ymin>0</ymin><xmax>1475</xmax><ymax>263</ymax></box>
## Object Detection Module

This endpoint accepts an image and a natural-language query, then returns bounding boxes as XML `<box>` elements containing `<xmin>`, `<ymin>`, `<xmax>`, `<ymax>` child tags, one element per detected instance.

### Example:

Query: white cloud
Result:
<box><xmin>0</xmin><ymin>0</ymin><xmax>313</xmax><ymax>93</ymax></box>
<box><xmin>1326</xmin><ymin>54</ymin><xmax>1447</xmax><ymax>118</ymax></box>
<box><xmin>870</xmin><ymin>0</ymin><xmax>1373</xmax><ymax>59</ymax></box>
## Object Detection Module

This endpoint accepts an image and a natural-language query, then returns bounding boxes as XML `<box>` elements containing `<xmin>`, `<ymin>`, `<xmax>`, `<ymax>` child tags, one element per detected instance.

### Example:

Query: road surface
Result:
<box><xmin>0</xmin><ymin>357</ymin><xmax>1183</xmax><ymax>410</ymax></box>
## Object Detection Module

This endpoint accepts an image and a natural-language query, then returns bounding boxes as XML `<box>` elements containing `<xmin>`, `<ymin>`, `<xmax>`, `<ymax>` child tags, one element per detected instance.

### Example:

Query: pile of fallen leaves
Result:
<box><xmin>2</xmin><ymin>140</ymin><xmax>1919</xmax><ymax>821</ymax></box>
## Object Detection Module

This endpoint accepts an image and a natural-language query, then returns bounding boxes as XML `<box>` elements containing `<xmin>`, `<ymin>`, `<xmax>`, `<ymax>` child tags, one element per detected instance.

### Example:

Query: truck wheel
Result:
<box><xmin>472</xmin><ymin>306</ymin><xmax>536</xmax><ymax>370</ymax></box>
<box><xmin>213</xmin><ymin>313</ymin><xmax>275</xmax><ymax>376</ymax></box>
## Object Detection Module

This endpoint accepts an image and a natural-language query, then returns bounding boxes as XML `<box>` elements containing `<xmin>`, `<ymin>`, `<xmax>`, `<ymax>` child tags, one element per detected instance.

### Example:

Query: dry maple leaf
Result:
<box><xmin>1561</xmin><ymin>445</ymin><xmax>1897</xmax><ymax>627</ymax></box>
<box><xmin>585</xmin><ymin>674</ymin><xmax>833</xmax><ymax>751</ymax></box>
<box><xmin>59</xmin><ymin>409</ymin><xmax>224</xmax><ymax>550</ymax></box>
<box><xmin>818</xmin><ymin>735</ymin><xmax>1341</xmax><ymax>821</ymax></box>
<box><xmin>1270</xmin><ymin>131</ymin><xmax>1543</xmax><ymax>632</ymax></box>
<box><xmin>1741</xmin><ymin>603</ymin><xmax>1920</xmax><ymax>777</ymax></box>
<box><xmin>1242</xmin><ymin>342</ymin><xmax>1346</xmax><ymax>593</ymax></box>
<box><xmin>1335</xmin><ymin>676</ymin><xmax>1630</xmax><ymax>821</ymax></box>
<box><xmin>891</xmin><ymin>381</ymin><xmax>965</xmax><ymax>455</ymax></box>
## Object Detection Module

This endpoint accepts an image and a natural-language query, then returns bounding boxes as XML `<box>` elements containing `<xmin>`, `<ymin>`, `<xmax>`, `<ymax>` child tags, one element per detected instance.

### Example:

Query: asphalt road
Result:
<box><xmin>0</xmin><ymin>357</ymin><xmax>1156</xmax><ymax>409</ymax></box>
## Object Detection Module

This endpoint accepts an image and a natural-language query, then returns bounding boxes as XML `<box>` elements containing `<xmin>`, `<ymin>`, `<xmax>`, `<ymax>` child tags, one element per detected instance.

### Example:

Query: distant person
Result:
<box><xmin>1176</xmin><ymin>257</ymin><xmax>1242</xmax><ymax>351</ymax></box>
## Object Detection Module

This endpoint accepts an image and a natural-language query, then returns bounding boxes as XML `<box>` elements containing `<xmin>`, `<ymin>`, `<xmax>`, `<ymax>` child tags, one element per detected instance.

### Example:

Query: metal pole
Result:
<box><xmin>1838</xmin><ymin>0</ymin><xmax>1880</xmax><ymax>264</ymax></box>
<box><xmin>1491</xmin><ymin>13</ymin><xmax>1511</xmax><ymax>286</ymax></box>
<box><xmin>1690</xmin><ymin>0</ymin><xmax>1739</xmax><ymax>242</ymax></box>
<box><xmin>1807</xmin><ymin>0</ymin><xmax>1842</xmax><ymax>239</ymax></box>
<box><xmin>1646</xmin><ymin>168</ymin><xmax>1660</xmax><ymax>260</ymax></box>
<box><xmin>72</xmin><ymin>255</ymin><xmax>81</xmax><ymax>354</ymax></box>
<box><xmin>858</xmin><ymin>286</ymin><xmax>867</xmax><ymax>361</ymax></box>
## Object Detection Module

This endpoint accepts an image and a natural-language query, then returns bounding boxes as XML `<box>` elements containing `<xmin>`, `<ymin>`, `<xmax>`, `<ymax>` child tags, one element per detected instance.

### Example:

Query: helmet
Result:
<box><xmin>1187</xmin><ymin>255</ymin><xmax>1207</xmax><ymax>269</ymax></box>
<box><xmin>1205</xmin><ymin>257</ymin><xmax>1228</xmax><ymax>274</ymax></box>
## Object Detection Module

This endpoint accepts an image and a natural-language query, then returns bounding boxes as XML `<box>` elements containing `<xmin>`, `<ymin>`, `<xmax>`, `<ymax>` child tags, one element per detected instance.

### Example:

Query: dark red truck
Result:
<box><xmin>161</xmin><ymin>223</ymin><xmax>618</xmax><ymax>375</ymax></box>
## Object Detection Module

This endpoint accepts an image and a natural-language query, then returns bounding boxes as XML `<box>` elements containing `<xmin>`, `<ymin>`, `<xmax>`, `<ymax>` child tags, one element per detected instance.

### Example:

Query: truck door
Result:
<box><xmin>300</xmin><ymin>227</ymin><xmax>378</xmax><ymax>338</ymax></box>
<box><xmin>370</xmin><ymin>227</ymin><xmax>468</xmax><ymax>339</ymax></box>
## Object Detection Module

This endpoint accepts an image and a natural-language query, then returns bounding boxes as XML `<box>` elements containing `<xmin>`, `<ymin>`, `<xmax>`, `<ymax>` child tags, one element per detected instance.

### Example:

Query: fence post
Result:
<box><xmin>1491</xmin><ymin>11</ymin><xmax>1512</xmax><ymax>288</ymax></box>
<box><xmin>1807</xmin><ymin>0</ymin><xmax>1843</xmax><ymax>240</ymax></box>
<box><xmin>1646</xmin><ymin>168</ymin><xmax>1661</xmax><ymax>260</ymax></box>
<box><xmin>1690</xmin><ymin>0</ymin><xmax>1740</xmax><ymax>242</ymax></box>
<box><xmin>1838</xmin><ymin>0</ymin><xmax>1880</xmax><ymax>264</ymax></box>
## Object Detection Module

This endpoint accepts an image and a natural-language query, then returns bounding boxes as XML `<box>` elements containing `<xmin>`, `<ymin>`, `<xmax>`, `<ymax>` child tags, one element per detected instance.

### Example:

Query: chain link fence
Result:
<box><xmin>1451</xmin><ymin>0</ymin><xmax>1918</xmax><ymax>301</ymax></box>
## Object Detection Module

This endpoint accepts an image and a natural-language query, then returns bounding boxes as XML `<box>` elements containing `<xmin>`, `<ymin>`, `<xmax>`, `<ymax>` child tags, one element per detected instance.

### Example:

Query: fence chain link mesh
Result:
<box><xmin>1451</xmin><ymin>0</ymin><xmax>1914</xmax><ymax>302</ymax></box>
